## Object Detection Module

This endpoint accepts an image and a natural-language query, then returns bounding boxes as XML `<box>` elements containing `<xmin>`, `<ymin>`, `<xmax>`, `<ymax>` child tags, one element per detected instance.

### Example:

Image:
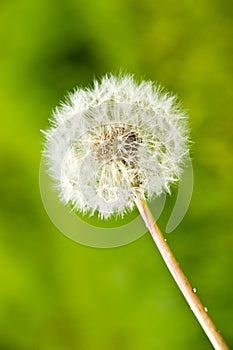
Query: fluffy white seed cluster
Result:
<box><xmin>43</xmin><ymin>74</ymin><xmax>189</xmax><ymax>218</ymax></box>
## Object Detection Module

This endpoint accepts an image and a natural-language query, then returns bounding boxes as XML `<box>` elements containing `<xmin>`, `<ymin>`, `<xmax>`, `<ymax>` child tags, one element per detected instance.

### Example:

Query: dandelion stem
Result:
<box><xmin>134</xmin><ymin>194</ymin><xmax>229</xmax><ymax>350</ymax></box>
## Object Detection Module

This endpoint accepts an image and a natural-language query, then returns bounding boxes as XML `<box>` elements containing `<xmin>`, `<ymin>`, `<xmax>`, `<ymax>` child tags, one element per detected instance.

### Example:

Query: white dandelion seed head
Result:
<box><xmin>43</xmin><ymin>74</ymin><xmax>189</xmax><ymax>219</ymax></box>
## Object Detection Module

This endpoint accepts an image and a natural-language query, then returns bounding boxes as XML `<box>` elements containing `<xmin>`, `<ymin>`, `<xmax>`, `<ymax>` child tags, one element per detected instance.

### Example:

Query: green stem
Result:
<box><xmin>134</xmin><ymin>194</ymin><xmax>229</xmax><ymax>350</ymax></box>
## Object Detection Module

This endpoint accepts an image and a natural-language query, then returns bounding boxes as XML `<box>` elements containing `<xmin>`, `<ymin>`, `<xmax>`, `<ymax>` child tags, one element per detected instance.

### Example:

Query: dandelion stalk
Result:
<box><xmin>134</xmin><ymin>193</ymin><xmax>229</xmax><ymax>350</ymax></box>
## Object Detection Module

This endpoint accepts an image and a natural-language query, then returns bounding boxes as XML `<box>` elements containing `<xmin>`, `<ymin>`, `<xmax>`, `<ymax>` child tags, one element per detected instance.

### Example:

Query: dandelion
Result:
<box><xmin>43</xmin><ymin>74</ymin><xmax>229</xmax><ymax>350</ymax></box>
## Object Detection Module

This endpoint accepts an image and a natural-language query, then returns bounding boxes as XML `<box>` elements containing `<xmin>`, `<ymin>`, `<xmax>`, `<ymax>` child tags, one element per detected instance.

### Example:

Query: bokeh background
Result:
<box><xmin>0</xmin><ymin>0</ymin><xmax>233</xmax><ymax>349</ymax></box>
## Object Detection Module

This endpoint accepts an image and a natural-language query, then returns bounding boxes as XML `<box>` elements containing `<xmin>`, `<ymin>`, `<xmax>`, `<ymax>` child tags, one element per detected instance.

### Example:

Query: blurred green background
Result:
<box><xmin>0</xmin><ymin>0</ymin><xmax>233</xmax><ymax>349</ymax></box>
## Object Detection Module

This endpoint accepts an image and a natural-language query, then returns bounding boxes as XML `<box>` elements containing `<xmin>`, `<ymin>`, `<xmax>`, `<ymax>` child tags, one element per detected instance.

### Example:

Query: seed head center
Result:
<box><xmin>93</xmin><ymin>124</ymin><xmax>140</xmax><ymax>166</ymax></box>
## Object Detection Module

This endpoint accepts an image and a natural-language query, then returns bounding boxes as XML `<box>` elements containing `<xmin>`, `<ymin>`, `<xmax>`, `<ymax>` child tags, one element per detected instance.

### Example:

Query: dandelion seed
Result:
<box><xmin>43</xmin><ymin>74</ymin><xmax>188</xmax><ymax>218</ymax></box>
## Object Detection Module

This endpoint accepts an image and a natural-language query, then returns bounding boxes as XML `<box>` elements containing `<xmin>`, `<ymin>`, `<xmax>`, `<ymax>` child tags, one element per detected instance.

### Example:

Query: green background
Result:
<box><xmin>0</xmin><ymin>0</ymin><xmax>233</xmax><ymax>349</ymax></box>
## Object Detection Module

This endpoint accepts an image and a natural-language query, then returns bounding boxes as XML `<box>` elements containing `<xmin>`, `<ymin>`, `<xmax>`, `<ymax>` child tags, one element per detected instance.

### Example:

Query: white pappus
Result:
<box><xmin>43</xmin><ymin>74</ymin><xmax>189</xmax><ymax>219</ymax></box>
